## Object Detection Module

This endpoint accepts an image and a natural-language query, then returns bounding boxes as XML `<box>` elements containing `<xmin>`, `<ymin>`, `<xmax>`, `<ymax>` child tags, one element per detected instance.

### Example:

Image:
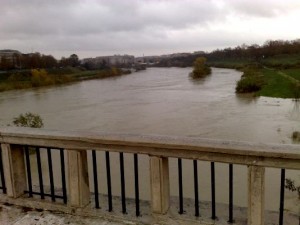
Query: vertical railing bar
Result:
<box><xmin>178</xmin><ymin>158</ymin><xmax>184</xmax><ymax>214</ymax></box>
<box><xmin>193</xmin><ymin>160</ymin><xmax>199</xmax><ymax>217</ymax></box>
<box><xmin>60</xmin><ymin>148</ymin><xmax>67</xmax><ymax>204</ymax></box>
<box><xmin>120</xmin><ymin>152</ymin><xmax>127</xmax><ymax>214</ymax></box>
<box><xmin>228</xmin><ymin>164</ymin><xmax>234</xmax><ymax>223</ymax></box>
<box><xmin>211</xmin><ymin>162</ymin><xmax>216</xmax><ymax>220</ymax></box>
<box><xmin>0</xmin><ymin>147</ymin><xmax>7</xmax><ymax>193</ymax></box>
<box><xmin>92</xmin><ymin>150</ymin><xmax>100</xmax><ymax>209</ymax></box>
<box><xmin>279</xmin><ymin>168</ymin><xmax>285</xmax><ymax>225</ymax></box>
<box><xmin>47</xmin><ymin>148</ymin><xmax>55</xmax><ymax>202</ymax></box>
<box><xmin>36</xmin><ymin>147</ymin><xmax>45</xmax><ymax>199</ymax></box>
<box><xmin>105</xmin><ymin>151</ymin><xmax>113</xmax><ymax>212</ymax></box>
<box><xmin>24</xmin><ymin>146</ymin><xmax>33</xmax><ymax>197</ymax></box>
<box><xmin>134</xmin><ymin>154</ymin><xmax>140</xmax><ymax>217</ymax></box>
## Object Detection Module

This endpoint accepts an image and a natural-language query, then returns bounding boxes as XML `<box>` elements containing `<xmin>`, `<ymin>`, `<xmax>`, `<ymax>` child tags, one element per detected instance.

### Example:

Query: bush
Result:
<box><xmin>31</xmin><ymin>69</ymin><xmax>54</xmax><ymax>87</ymax></box>
<box><xmin>236</xmin><ymin>67</ymin><xmax>264</xmax><ymax>93</ymax></box>
<box><xmin>191</xmin><ymin>57</ymin><xmax>211</xmax><ymax>78</ymax></box>
<box><xmin>13</xmin><ymin>112</ymin><xmax>44</xmax><ymax>128</ymax></box>
<box><xmin>236</xmin><ymin>77</ymin><xmax>263</xmax><ymax>93</ymax></box>
<box><xmin>285</xmin><ymin>178</ymin><xmax>300</xmax><ymax>199</ymax></box>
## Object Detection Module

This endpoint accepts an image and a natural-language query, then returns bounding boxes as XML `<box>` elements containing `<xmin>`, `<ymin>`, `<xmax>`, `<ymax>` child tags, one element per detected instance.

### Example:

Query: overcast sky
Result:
<box><xmin>1</xmin><ymin>0</ymin><xmax>300</xmax><ymax>59</ymax></box>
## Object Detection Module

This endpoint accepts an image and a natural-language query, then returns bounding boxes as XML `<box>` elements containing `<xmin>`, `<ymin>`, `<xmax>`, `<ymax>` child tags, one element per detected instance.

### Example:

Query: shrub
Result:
<box><xmin>7</xmin><ymin>73</ymin><xmax>26</xmax><ymax>81</ymax></box>
<box><xmin>31</xmin><ymin>69</ymin><xmax>54</xmax><ymax>87</ymax></box>
<box><xmin>191</xmin><ymin>57</ymin><xmax>211</xmax><ymax>78</ymax></box>
<box><xmin>13</xmin><ymin>112</ymin><xmax>44</xmax><ymax>128</ymax></box>
<box><xmin>285</xmin><ymin>178</ymin><xmax>300</xmax><ymax>199</ymax></box>
<box><xmin>236</xmin><ymin>67</ymin><xmax>264</xmax><ymax>93</ymax></box>
<box><xmin>236</xmin><ymin>77</ymin><xmax>263</xmax><ymax>93</ymax></box>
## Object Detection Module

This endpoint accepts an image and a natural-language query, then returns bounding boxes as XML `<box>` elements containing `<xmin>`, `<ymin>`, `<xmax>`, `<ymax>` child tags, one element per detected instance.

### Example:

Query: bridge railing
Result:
<box><xmin>0</xmin><ymin>127</ymin><xmax>299</xmax><ymax>225</ymax></box>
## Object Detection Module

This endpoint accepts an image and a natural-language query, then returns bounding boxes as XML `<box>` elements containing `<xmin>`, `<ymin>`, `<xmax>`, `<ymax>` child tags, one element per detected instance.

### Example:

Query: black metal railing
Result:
<box><xmin>279</xmin><ymin>168</ymin><xmax>286</xmax><ymax>225</ymax></box>
<box><xmin>176</xmin><ymin>159</ymin><xmax>235</xmax><ymax>222</ymax></box>
<box><xmin>228</xmin><ymin>163</ymin><xmax>234</xmax><ymax>223</ymax></box>
<box><xmin>0</xmin><ymin>146</ymin><xmax>7</xmax><ymax>194</ymax></box>
<box><xmin>211</xmin><ymin>161</ymin><xmax>216</xmax><ymax>220</ymax></box>
<box><xmin>23</xmin><ymin>146</ymin><xmax>67</xmax><ymax>203</ymax></box>
<box><xmin>91</xmin><ymin>150</ymin><xmax>141</xmax><ymax>216</ymax></box>
<box><xmin>175</xmin><ymin>159</ymin><xmax>299</xmax><ymax>225</ymax></box>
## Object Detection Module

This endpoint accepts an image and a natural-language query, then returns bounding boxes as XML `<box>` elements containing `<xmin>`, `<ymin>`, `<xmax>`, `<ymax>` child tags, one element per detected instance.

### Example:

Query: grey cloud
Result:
<box><xmin>0</xmin><ymin>0</ymin><xmax>299</xmax><ymax>58</ymax></box>
<box><xmin>0</xmin><ymin>0</ymin><xmax>221</xmax><ymax>37</ymax></box>
<box><xmin>225</xmin><ymin>0</ymin><xmax>300</xmax><ymax>18</ymax></box>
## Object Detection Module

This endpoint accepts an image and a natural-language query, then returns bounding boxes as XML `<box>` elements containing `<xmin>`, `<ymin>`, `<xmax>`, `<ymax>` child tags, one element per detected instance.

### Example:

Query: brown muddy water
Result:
<box><xmin>0</xmin><ymin>67</ymin><xmax>299</xmax><ymax>213</ymax></box>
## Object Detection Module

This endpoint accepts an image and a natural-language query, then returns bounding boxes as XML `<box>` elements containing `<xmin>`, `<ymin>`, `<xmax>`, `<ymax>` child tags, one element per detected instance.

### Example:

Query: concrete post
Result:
<box><xmin>149</xmin><ymin>156</ymin><xmax>170</xmax><ymax>214</ymax></box>
<box><xmin>67</xmin><ymin>149</ymin><xmax>90</xmax><ymax>207</ymax></box>
<box><xmin>1</xmin><ymin>144</ymin><xmax>27</xmax><ymax>198</ymax></box>
<box><xmin>248</xmin><ymin>165</ymin><xmax>265</xmax><ymax>225</ymax></box>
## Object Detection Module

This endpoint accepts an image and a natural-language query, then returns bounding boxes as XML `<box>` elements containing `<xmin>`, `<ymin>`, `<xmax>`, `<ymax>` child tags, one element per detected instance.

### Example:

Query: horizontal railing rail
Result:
<box><xmin>0</xmin><ymin>127</ymin><xmax>299</xmax><ymax>169</ymax></box>
<box><xmin>0</xmin><ymin>127</ymin><xmax>299</xmax><ymax>225</ymax></box>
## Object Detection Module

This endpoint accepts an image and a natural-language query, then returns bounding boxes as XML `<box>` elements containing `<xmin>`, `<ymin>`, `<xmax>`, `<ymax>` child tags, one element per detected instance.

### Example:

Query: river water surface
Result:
<box><xmin>0</xmin><ymin>67</ymin><xmax>299</xmax><ymax>212</ymax></box>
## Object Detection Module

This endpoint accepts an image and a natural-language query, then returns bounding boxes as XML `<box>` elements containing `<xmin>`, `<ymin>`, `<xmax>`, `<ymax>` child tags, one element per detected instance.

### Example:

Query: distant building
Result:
<box><xmin>193</xmin><ymin>51</ymin><xmax>205</xmax><ymax>55</ymax></box>
<box><xmin>81</xmin><ymin>55</ymin><xmax>135</xmax><ymax>67</ymax></box>
<box><xmin>0</xmin><ymin>49</ymin><xmax>21</xmax><ymax>62</ymax></box>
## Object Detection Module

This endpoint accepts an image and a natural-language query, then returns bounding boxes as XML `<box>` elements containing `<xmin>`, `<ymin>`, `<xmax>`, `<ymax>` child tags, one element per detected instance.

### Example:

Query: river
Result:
<box><xmin>0</xmin><ymin>67</ymin><xmax>299</xmax><ymax>212</ymax></box>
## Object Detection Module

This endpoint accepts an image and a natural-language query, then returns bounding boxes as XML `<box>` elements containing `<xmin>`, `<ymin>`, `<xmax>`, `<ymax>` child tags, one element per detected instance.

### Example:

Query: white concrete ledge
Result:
<box><xmin>0</xmin><ymin>127</ymin><xmax>299</xmax><ymax>169</ymax></box>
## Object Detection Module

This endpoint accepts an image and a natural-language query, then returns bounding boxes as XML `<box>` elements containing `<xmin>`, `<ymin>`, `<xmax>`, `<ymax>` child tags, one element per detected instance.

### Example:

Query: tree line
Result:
<box><xmin>156</xmin><ymin>39</ymin><xmax>300</xmax><ymax>67</ymax></box>
<box><xmin>0</xmin><ymin>53</ymin><xmax>80</xmax><ymax>70</ymax></box>
<box><xmin>208</xmin><ymin>39</ymin><xmax>300</xmax><ymax>61</ymax></box>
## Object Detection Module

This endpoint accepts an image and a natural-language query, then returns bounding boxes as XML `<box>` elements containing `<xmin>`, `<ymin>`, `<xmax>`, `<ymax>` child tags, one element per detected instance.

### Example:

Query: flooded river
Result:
<box><xmin>0</xmin><ymin>67</ymin><xmax>299</xmax><ymax>212</ymax></box>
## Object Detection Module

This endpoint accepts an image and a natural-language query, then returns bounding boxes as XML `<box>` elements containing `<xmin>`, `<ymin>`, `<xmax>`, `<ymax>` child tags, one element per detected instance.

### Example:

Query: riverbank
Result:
<box><xmin>0</xmin><ymin>67</ymin><xmax>131</xmax><ymax>92</ymax></box>
<box><xmin>257</xmin><ymin>68</ymin><xmax>300</xmax><ymax>98</ymax></box>
<box><xmin>209</xmin><ymin>60</ymin><xmax>300</xmax><ymax>99</ymax></box>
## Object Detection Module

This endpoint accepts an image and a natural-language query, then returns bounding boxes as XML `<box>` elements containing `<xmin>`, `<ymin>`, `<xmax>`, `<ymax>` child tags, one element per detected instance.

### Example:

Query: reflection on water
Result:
<box><xmin>188</xmin><ymin>73</ymin><xmax>212</xmax><ymax>85</ymax></box>
<box><xmin>0</xmin><ymin>67</ymin><xmax>299</xmax><ymax>212</ymax></box>
<box><xmin>289</xmin><ymin>101</ymin><xmax>300</xmax><ymax>121</ymax></box>
<box><xmin>235</xmin><ymin>93</ymin><xmax>259</xmax><ymax>105</ymax></box>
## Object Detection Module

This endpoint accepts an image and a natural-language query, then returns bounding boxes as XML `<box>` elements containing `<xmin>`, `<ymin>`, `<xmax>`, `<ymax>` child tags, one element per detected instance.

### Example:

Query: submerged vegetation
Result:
<box><xmin>285</xmin><ymin>178</ymin><xmax>300</xmax><ymax>200</ymax></box>
<box><xmin>12</xmin><ymin>112</ymin><xmax>44</xmax><ymax>128</ymax></box>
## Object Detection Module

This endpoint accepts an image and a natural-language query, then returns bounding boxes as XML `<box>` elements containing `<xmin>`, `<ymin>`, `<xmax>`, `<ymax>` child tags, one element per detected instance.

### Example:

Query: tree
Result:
<box><xmin>69</xmin><ymin>54</ymin><xmax>79</xmax><ymax>67</ymax></box>
<box><xmin>59</xmin><ymin>54</ymin><xmax>79</xmax><ymax>67</ymax></box>
<box><xmin>191</xmin><ymin>57</ymin><xmax>211</xmax><ymax>78</ymax></box>
<box><xmin>12</xmin><ymin>112</ymin><xmax>44</xmax><ymax>128</ymax></box>
<box><xmin>0</xmin><ymin>56</ymin><xmax>13</xmax><ymax>70</ymax></box>
<box><xmin>41</xmin><ymin>55</ymin><xmax>57</xmax><ymax>68</ymax></box>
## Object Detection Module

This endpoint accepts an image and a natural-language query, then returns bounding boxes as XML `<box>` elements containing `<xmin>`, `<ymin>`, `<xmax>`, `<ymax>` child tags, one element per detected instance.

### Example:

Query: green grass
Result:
<box><xmin>261</xmin><ymin>54</ymin><xmax>300</xmax><ymax>68</ymax></box>
<box><xmin>208</xmin><ymin>59</ymin><xmax>252</xmax><ymax>69</ymax></box>
<box><xmin>257</xmin><ymin>68</ymin><xmax>296</xmax><ymax>98</ymax></box>
<box><xmin>282</xmin><ymin>68</ymin><xmax>300</xmax><ymax>81</ymax></box>
<box><xmin>46</xmin><ymin>67</ymin><xmax>83</xmax><ymax>75</ymax></box>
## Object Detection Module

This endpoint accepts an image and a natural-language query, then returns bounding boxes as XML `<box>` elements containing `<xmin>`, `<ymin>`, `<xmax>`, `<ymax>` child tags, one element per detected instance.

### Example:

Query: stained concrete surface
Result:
<box><xmin>0</xmin><ymin>203</ymin><xmax>123</xmax><ymax>225</ymax></box>
<box><xmin>0</xmin><ymin>195</ymin><xmax>299</xmax><ymax>225</ymax></box>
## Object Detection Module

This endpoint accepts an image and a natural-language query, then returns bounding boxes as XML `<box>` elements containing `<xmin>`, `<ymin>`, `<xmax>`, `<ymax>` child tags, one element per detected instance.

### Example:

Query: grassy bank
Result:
<box><xmin>235</xmin><ymin>67</ymin><xmax>300</xmax><ymax>99</ymax></box>
<box><xmin>208</xmin><ymin>59</ymin><xmax>251</xmax><ymax>70</ymax></box>
<box><xmin>0</xmin><ymin>67</ymin><xmax>127</xmax><ymax>92</ymax></box>
<box><xmin>210</xmin><ymin>53</ymin><xmax>300</xmax><ymax>99</ymax></box>
<box><xmin>257</xmin><ymin>68</ymin><xmax>298</xmax><ymax>98</ymax></box>
<box><xmin>261</xmin><ymin>53</ymin><xmax>300</xmax><ymax>69</ymax></box>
